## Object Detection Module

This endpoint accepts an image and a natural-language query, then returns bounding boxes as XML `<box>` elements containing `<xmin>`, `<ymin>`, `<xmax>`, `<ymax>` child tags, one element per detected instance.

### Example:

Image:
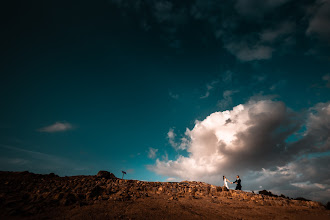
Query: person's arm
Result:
<box><xmin>233</xmin><ymin>179</ymin><xmax>237</xmax><ymax>184</ymax></box>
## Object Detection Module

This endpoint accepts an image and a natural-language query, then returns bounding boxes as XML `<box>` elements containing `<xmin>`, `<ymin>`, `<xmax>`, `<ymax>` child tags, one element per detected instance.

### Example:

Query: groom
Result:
<box><xmin>232</xmin><ymin>175</ymin><xmax>242</xmax><ymax>190</ymax></box>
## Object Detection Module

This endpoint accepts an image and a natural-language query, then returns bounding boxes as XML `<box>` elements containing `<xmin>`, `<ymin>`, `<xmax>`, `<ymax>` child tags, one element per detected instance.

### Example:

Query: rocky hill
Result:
<box><xmin>0</xmin><ymin>171</ymin><xmax>329</xmax><ymax>219</ymax></box>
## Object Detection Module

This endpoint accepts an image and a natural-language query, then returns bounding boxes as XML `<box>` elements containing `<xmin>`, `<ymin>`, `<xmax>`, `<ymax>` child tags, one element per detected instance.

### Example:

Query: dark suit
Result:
<box><xmin>233</xmin><ymin>178</ymin><xmax>242</xmax><ymax>190</ymax></box>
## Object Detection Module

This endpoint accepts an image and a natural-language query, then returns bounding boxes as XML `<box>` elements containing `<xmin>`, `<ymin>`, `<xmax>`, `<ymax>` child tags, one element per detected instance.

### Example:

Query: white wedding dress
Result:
<box><xmin>224</xmin><ymin>177</ymin><xmax>229</xmax><ymax>189</ymax></box>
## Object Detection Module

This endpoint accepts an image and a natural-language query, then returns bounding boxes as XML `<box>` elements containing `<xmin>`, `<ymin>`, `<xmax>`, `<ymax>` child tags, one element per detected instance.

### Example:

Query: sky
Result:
<box><xmin>0</xmin><ymin>0</ymin><xmax>330</xmax><ymax>203</ymax></box>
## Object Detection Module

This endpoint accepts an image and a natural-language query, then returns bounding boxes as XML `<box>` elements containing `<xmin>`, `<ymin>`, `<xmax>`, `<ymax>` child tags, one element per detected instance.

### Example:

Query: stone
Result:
<box><xmin>61</xmin><ymin>193</ymin><xmax>77</xmax><ymax>206</ymax></box>
<box><xmin>96</xmin><ymin>171</ymin><xmax>116</xmax><ymax>179</ymax></box>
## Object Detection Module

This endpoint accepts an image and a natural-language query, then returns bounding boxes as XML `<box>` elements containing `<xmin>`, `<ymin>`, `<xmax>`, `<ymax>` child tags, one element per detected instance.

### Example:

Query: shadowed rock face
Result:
<box><xmin>0</xmin><ymin>171</ymin><xmax>326</xmax><ymax>218</ymax></box>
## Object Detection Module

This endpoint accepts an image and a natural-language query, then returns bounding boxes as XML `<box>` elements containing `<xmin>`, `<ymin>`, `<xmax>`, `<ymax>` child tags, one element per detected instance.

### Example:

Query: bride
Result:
<box><xmin>223</xmin><ymin>176</ymin><xmax>231</xmax><ymax>189</ymax></box>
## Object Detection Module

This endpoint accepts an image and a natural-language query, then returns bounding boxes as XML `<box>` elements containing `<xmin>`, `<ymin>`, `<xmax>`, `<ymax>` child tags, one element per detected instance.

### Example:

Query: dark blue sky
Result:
<box><xmin>1</xmin><ymin>0</ymin><xmax>330</xmax><ymax>202</ymax></box>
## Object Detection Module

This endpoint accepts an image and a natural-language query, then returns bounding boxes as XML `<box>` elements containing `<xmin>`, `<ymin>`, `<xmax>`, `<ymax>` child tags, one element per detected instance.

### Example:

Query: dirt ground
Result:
<box><xmin>6</xmin><ymin>194</ymin><xmax>329</xmax><ymax>220</ymax></box>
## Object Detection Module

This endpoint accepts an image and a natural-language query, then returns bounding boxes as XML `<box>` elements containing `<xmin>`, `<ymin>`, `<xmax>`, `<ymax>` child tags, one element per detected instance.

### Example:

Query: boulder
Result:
<box><xmin>96</xmin><ymin>171</ymin><xmax>116</xmax><ymax>179</ymax></box>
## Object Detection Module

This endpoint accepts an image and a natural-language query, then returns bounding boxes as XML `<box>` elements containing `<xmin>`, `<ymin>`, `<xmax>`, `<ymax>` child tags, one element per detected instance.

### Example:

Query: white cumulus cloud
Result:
<box><xmin>149</xmin><ymin>100</ymin><xmax>330</xmax><ymax>203</ymax></box>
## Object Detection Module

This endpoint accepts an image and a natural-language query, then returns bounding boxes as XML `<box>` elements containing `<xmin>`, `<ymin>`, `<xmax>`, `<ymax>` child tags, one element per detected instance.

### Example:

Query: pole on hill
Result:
<box><xmin>122</xmin><ymin>170</ymin><xmax>126</xmax><ymax>179</ymax></box>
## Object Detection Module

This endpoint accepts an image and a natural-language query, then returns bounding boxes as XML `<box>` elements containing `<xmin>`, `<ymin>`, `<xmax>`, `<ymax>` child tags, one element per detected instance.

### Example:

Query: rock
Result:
<box><xmin>168</xmin><ymin>196</ymin><xmax>178</xmax><ymax>201</ymax></box>
<box><xmin>295</xmin><ymin>197</ymin><xmax>310</xmax><ymax>201</ymax></box>
<box><xmin>259</xmin><ymin>190</ymin><xmax>277</xmax><ymax>197</ymax></box>
<box><xmin>325</xmin><ymin>201</ymin><xmax>330</xmax><ymax>210</ymax></box>
<box><xmin>48</xmin><ymin>173</ymin><xmax>58</xmax><ymax>178</ymax></box>
<box><xmin>222</xmin><ymin>186</ymin><xmax>229</xmax><ymax>191</ymax></box>
<box><xmin>53</xmin><ymin>193</ymin><xmax>64</xmax><ymax>201</ymax></box>
<box><xmin>96</xmin><ymin>171</ymin><xmax>116</xmax><ymax>179</ymax></box>
<box><xmin>61</xmin><ymin>193</ymin><xmax>77</xmax><ymax>206</ymax></box>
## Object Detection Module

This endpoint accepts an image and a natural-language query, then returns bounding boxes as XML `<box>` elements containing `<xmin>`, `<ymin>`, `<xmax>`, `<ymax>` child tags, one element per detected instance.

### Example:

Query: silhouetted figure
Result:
<box><xmin>233</xmin><ymin>175</ymin><xmax>242</xmax><ymax>190</ymax></box>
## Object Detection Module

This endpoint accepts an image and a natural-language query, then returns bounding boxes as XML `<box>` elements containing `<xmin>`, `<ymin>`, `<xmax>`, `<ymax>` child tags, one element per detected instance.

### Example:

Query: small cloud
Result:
<box><xmin>224</xmin><ymin>41</ymin><xmax>274</xmax><ymax>61</ymax></box>
<box><xmin>167</xmin><ymin>128</ymin><xmax>189</xmax><ymax>150</ymax></box>
<box><xmin>270</xmin><ymin>80</ymin><xmax>287</xmax><ymax>91</ymax></box>
<box><xmin>148</xmin><ymin>147</ymin><xmax>158</xmax><ymax>159</ymax></box>
<box><xmin>200</xmin><ymin>91</ymin><xmax>210</xmax><ymax>99</ymax></box>
<box><xmin>322</xmin><ymin>74</ymin><xmax>330</xmax><ymax>88</ymax></box>
<box><xmin>8</xmin><ymin>158</ymin><xmax>29</xmax><ymax>165</ymax></box>
<box><xmin>130</xmin><ymin>153</ymin><xmax>141</xmax><ymax>158</ymax></box>
<box><xmin>166</xmin><ymin>177</ymin><xmax>178</xmax><ymax>182</ymax></box>
<box><xmin>167</xmin><ymin>128</ymin><xmax>177</xmax><ymax>148</ymax></box>
<box><xmin>126</xmin><ymin>169</ymin><xmax>135</xmax><ymax>174</ymax></box>
<box><xmin>169</xmin><ymin>91</ymin><xmax>179</xmax><ymax>99</ymax></box>
<box><xmin>200</xmin><ymin>80</ymin><xmax>219</xmax><ymax>99</ymax></box>
<box><xmin>254</xmin><ymin>75</ymin><xmax>267</xmax><ymax>82</ymax></box>
<box><xmin>223</xmin><ymin>71</ymin><xmax>233</xmax><ymax>84</ymax></box>
<box><xmin>217</xmin><ymin>90</ymin><xmax>239</xmax><ymax>110</ymax></box>
<box><xmin>38</xmin><ymin>122</ymin><xmax>74</xmax><ymax>133</ymax></box>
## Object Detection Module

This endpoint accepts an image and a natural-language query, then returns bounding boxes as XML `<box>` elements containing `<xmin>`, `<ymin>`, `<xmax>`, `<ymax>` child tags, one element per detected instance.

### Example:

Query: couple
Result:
<box><xmin>223</xmin><ymin>175</ymin><xmax>242</xmax><ymax>190</ymax></box>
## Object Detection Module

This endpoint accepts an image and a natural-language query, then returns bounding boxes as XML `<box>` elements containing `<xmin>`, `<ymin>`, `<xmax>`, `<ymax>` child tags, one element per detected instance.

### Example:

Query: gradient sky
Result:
<box><xmin>1</xmin><ymin>0</ymin><xmax>330</xmax><ymax>203</ymax></box>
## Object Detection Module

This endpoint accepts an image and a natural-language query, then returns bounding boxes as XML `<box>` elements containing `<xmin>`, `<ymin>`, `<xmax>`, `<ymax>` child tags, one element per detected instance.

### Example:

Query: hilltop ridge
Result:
<box><xmin>0</xmin><ymin>171</ymin><xmax>329</xmax><ymax>219</ymax></box>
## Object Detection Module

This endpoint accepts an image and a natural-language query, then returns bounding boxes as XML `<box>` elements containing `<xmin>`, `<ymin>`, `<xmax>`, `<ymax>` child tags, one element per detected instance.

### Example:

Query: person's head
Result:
<box><xmin>223</xmin><ymin>176</ymin><xmax>225</xmax><ymax>180</ymax></box>
<box><xmin>237</xmin><ymin>175</ymin><xmax>239</xmax><ymax>179</ymax></box>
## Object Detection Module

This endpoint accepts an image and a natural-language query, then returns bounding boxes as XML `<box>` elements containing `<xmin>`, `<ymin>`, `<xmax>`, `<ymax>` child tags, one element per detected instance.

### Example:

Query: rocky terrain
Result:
<box><xmin>0</xmin><ymin>171</ymin><xmax>329</xmax><ymax>219</ymax></box>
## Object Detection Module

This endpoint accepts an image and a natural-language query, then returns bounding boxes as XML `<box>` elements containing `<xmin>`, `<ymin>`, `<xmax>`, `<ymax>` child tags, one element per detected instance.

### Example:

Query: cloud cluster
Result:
<box><xmin>109</xmin><ymin>0</ymin><xmax>330</xmax><ymax>60</ymax></box>
<box><xmin>38</xmin><ymin>122</ymin><xmax>73</xmax><ymax>133</ymax></box>
<box><xmin>149</xmin><ymin>100</ymin><xmax>330</xmax><ymax>203</ymax></box>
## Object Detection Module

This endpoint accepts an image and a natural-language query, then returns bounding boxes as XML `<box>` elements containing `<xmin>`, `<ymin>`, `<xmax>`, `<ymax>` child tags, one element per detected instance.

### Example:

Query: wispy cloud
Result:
<box><xmin>38</xmin><ymin>122</ymin><xmax>74</xmax><ymax>133</ymax></box>
<box><xmin>0</xmin><ymin>144</ymin><xmax>91</xmax><ymax>175</ymax></box>
<box><xmin>167</xmin><ymin>128</ymin><xmax>190</xmax><ymax>150</ymax></box>
<box><xmin>217</xmin><ymin>90</ymin><xmax>239</xmax><ymax>110</ymax></box>
<box><xmin>200</xmin><ymin>80</ymin><xmax>219</xmax><ymax>99</ymax></box>
<box><xmin>166</xmin><ymin>177</ymin><xmax>178</xmax><ymax>182</ymax></box>
<box><xmin>270</xmin><ymin>80</ymin><xmax>287</xmax><ymax>91</ymax></box>
<box><xmin>322</xmin><ymin>74</ymin><xmax>330</xmax><ymax>88</ymax></box>
<box><xmin>148</xmin><ymin>147</ymin><xmax>158</xmax><ymax>159</ymax></box>
<box><xmin>169</xmin><ymin>91</ymin><xmax>179</xmax><ymax>99</ymax></box>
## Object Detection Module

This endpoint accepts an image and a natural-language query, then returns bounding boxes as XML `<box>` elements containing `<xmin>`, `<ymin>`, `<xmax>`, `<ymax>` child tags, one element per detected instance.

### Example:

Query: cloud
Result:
<box><xmin>169</xmin><ymin>91</ymin><xmax>179</xmax><ymax>99</ymax></box>
<box><xmin>249</xmin><ymin>155</ymin><xmax>330</xmax><ymax>203</ymax></box>
<box><xmin>222</xmin><ymin>71</ymin><xmax>233</xmax><ymax>84</ymax></box>
<box><xmin>38</xmin><ymin>122</ymin><xmax>73</xmax><ymax>133</ymax></box>
<box><xmin>306</xmin><ymin>0</ymin><xmax>330</xmax><ymax>44</ymax></box>
<box><xmin>150</xmin><ymin>100</ymin><xmax>300</xmax><ymax>179</ymax></box>
<box><xmin>148</xmin><ymin>147</ymin><xmax>158</xmax><ymax>159</ymax></box>
<box><xmin>167</xmin><ymin>128</ymin><xmax>177</xmax><ymax>148</ymax></box>
<box><xmin>235</xmin><ymin>0</ymin><xmax>291</xmax><ymax>18</ymax></box>
<box><xmin>224</xmin><ymin>41</ymin><xmax>274</xmax><ymax>61</ymax></box>
<box><xmin>167</xmin><ymin>128</ymin><xmax>189</xmax><ymax>150</ymax></box>
<box><xmin>166</xmin><ymin>177</ymin><xmax>178</xmax><ymax>182</ymax></box>
<box><xmin>322</xmin><ymin>74</ymin><xmax>330</xmax><ymax>88</ymax></box>
<box><xmin>269</xmin><ymin>80</ymin><xmax>287</xmax><ymax>91</ymax></box>
<box><xmin>200</xmin><ymin>80</ymin><xmax>219</xmax><ymax>99</ymax></box>
<box><xmin>260</xmin><ymin>21</ymin><xmax>295</xmax><ymax>43</ymax></box>
<box><xmin>109</xmin><ymin>0</ymin><xmax>327</xmax><ymax>60</ymax></box>
<box><xmin>149</xmin><ymin>100</ymin><xmax>330</xmax><ymax>203</ymax></box>
<box><xmin>217</xmin><ymin>90</ymin><xmax>239</xmax><ymax>110</ymax></box>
